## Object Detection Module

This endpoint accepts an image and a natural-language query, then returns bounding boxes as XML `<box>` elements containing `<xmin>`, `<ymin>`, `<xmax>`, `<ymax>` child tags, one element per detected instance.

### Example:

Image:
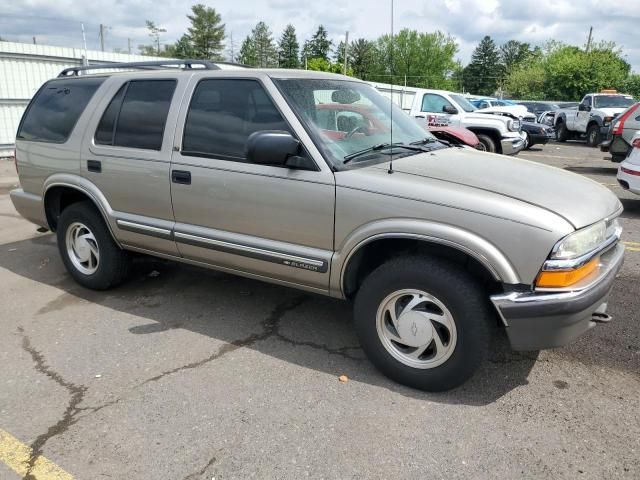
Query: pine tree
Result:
<box><xmin>252</xmin><ymin>22</ymin><xmax>278</xmax><ymax>67</ymax></box>
<box><xmin>187</xmin><ymin>4</ymin><xmax>225</xmax><ymax>60</ymax></box>
<box><xmin>306</xmin><ymin>25</ymin><xmax>332</xmax><ymax>61</ymax></box>
<box><xmin>238</xmin><ymin>36</ymin><xmax>257</xmax><ymax>66</ymax></box>
<box><xmin>463</xmin><ymin>36</ymin><xmax>503</xmax><ymax>95</ymax></box>
<box><xmin>278</xmin><ymin>24</ymin><xmax>299</xmax><ymax>68</ymax></box>
<box><xmin>348</xmin><ymin>38</ymin><xmax>375</xmax><ymax>79</ymax></box>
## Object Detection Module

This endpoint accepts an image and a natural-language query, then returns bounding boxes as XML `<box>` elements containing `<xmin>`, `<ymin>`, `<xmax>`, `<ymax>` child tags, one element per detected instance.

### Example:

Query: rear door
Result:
<box><xmin>169</xmin><ymin>74</ymin><xmax>335</xmax><ymax>293</ymax></box>
<box><xmin>81</xmin><ymin>75</ymin><xmax>188</xmax><ymax>255</ymax></box>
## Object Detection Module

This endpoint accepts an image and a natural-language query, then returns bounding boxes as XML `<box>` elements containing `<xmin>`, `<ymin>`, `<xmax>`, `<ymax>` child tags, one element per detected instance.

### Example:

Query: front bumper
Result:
<box><xmin>490</xmin><ymin>243</ymin><xmax>624</xmax><ymax>351</ymax></box>
<box><xmin>501</xmin><ymin>136</ymin><xmax>525</xmax><ymax>155</ymax></box>
<box><xmin>528</xmin><ymin>132</ymin><xmax>553</xmax><ymax>146</ymax></box>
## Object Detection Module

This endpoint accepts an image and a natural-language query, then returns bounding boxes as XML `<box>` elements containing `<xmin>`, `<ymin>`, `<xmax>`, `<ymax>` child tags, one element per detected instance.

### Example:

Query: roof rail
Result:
<box><xmin>57</xmin><ymin>59</ymin><xmax>222</xmax><ymax>77</ymax></box>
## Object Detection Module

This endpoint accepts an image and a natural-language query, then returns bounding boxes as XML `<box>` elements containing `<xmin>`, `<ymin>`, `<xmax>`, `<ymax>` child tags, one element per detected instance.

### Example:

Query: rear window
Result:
<box><xmin>95</xmin><ymin>80</ymin><xmax>176</xmax><ymax>150</ymax></box>
<box><xmin>18</xmin><ymin>77</ymin><xmax>105</xmax><ymax>143</ymax></box>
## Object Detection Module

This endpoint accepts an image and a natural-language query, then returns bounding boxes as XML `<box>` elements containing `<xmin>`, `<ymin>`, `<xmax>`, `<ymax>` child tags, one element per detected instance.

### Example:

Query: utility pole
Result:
<box><xmin>586</xmin><ymin>26</ymin><xmax>593</xmax><ymax>53</ymax></box>
<box><xmin>343</xmin><ymin>31</ymin><xmax>349</xmax><ymax>75</ymax></box>
<box><xmin>127</xmin><ymin>38</ymin><xmax>131</xmax><ymax>55</ymax></box>
<box><xmin>99</xmin><ymin>24</ymin><xmax>104</xmax><ymax>52</ymax></box>
<box><xmin>32</xmin><ymin>36</ymin><xmax>36</xmax><ymax>44</ymax></box>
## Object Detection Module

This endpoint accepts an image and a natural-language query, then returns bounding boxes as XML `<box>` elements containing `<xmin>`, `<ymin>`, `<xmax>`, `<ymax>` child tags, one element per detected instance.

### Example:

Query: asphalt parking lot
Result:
<box><xmin>0</xmin><ymin>142</ymin><xmax>639</xmax><ymax>480</ymax></box>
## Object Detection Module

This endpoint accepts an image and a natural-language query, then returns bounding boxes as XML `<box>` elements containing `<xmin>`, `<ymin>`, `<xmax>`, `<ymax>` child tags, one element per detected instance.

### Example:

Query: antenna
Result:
<box><xmin>388</xmin><ymin>0</ymin><xmax>395</xmax><ymax>174</ymax></box>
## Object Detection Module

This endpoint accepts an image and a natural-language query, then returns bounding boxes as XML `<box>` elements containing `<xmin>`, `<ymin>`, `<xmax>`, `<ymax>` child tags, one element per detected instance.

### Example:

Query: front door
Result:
<box><xmin>169</xmin><ymin>76</ymin><xmax>335</xmax><ymax>292</ymax></box>
<box><xmin>420</xmin><ymin>93</ymin><xmax>461</xmax><ymax>128</ymax></box>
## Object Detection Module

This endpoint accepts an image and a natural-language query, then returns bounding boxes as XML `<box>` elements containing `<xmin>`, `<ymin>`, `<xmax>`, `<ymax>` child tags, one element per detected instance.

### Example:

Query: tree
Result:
<box><xmin>165</xmin><ymin>34</ymin><xmax>194</xmax><ymax>59</ymax></box>
<box><xmin>624</xmin><ymin>74</ymin><xmax>640</xmax><ymax>100</ymax></box>
<box><xmin>238</xmin><ymin>36</ymin><xmax>257</xmax><ymax>66</ymax></box>
<box><xmin>463</xmin><ymin>36</ymin><xmax>503</xmax><ymax>95</ymax></box>
<box><xmin>138</xmin><ymin>20</ymin><xmax>166</xmax><ymax>56</ymax></box>
<box><xmin>500</xmin><ymin>40</ymin><xmax>533</xmax><ymax>73</ymax></box>
<box><xmin>348</xmin><ymin>38</ymin><xmax>375</xmax><ymax>80</ymax></box>
<box><xmin>303</xmin><ymin>25</ymin><xmax>332</xmax><ymax>62</ymax></box>
<box><xmin>187</xmin><ymin>4</ymin><xmax>225</xmax><ymax>60</ymax></box>
<box><xmin>237</xmin><ymin>22</ymin><xmax>277</xmax><ymax>67</ymax></box>
<box><xmin>278</xmin><ymin>24</ymin><xmax>299</xmax><ymax>68</ymax></box>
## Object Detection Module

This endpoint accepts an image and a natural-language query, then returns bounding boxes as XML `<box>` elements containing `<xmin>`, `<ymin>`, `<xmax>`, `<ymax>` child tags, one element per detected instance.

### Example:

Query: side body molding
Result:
<box><xmin>330</xmin><ymin>219</ymin><xmax>520</xmax><ymax>298</ymax></box>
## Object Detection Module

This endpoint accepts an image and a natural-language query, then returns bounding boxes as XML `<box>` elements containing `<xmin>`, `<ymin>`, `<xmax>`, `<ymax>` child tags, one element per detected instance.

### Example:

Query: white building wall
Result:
<box><xmin>0</xmin><ymin>41</ymin><xmax>172</xmax><ymax>156</ymax></box>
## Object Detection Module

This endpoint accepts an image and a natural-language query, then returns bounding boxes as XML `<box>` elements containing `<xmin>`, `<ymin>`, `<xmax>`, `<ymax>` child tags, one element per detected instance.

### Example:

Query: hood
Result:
<box><xmin>597</xmin><ymin>107</ymin><xmax>627</xmax><ymax>117</ymax></box>
<box><xmin>366</xmin><ymin>148</ymin><xmax>622</xmax><ymax>229</ymax></box>
<box><xmin>479</xmin><ymin>105</ymin><xmax>529</xmax><ymax>117</ymax></box>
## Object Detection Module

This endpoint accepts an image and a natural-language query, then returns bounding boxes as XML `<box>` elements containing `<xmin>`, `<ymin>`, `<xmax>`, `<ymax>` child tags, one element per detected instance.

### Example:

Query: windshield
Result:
<box><xmin>275</xmin><ymin>79</ymin><xmax>439</xmax><ymax>166</ymax></box>
<box><xmin>451</xmin><ymin>94</ymin><xmax>476</xmax><ymax>112</ymax></box>
<box><xmin>594</xmin><ymin>95</ymin><xmax>634</xmax><ymax>108</ymax></box>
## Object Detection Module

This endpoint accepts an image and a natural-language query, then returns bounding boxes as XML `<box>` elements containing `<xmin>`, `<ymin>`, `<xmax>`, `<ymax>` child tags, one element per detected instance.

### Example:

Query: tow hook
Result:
<box><xmin>592</xmin><ymin>312</ymin><xmax>612</xmax><ymax>324</ymax></box>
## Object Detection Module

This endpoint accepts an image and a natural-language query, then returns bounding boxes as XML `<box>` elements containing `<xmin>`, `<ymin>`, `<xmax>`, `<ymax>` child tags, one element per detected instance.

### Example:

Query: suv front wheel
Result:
<box><xmin>57</xmin><ymin>201</ymin><xmax>130</xmax><ymax>290</ymax></box>
<box><xmin>354</xmin><ymin>256</ymin><xmax>491</xmax><ymax>391</ymax></box>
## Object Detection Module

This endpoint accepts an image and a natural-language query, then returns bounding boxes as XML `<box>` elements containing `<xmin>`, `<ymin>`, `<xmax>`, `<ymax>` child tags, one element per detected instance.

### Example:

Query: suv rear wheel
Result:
<box><xmin>57</xmin><ymin>202</ymin><xmax>130</xmax><ymax>290</ymax></box>
<box><xmin>353</xmin><ymin>256</ymin><xmax>491</xmax><ymax>391</ymax></box>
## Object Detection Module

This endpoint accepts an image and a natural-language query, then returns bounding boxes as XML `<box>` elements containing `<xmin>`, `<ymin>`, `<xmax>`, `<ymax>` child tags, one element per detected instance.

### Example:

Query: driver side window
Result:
<box><xmin>421</xmin><ymin>94</ymin><xmax>454</xmax><ymax>113</ymax></box>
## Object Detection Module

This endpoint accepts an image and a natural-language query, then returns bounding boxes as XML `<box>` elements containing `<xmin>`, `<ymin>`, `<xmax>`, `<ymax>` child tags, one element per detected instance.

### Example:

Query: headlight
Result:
<box><xmin>551</xmin><ymin>221</ymin><xmax>607</xmax><ymax>259</ymax></box>
<box><xmin>603</xmin><ymin>116</ymin><xmax>613</xmax><ymax>126</ymax></box>
<box><xmin>509</xmin><ymin>119</ymin><xmax>521</xmax><ymax>131</ymax></box>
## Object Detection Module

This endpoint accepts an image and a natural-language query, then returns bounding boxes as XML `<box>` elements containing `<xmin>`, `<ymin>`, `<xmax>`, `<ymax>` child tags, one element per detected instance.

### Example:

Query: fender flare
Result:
<box><xmin>43</xmin><ymin>174</ymin><xmax>122</xmax><ymax>247</ymax></box>
<box><xmin>330</xmin><ymin>219</ymin><xmax>520</xmax><ymax>297</ymax></box>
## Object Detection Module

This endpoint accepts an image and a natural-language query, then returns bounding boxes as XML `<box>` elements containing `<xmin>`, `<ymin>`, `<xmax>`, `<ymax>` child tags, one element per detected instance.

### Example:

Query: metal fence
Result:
<box><xmin>0</xmin><ymin>41</ymin><xmax>169</xmax><ymax>157</ymax></box>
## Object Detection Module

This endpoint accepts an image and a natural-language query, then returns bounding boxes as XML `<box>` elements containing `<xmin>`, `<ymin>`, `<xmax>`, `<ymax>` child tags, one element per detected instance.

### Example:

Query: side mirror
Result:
<box><xmin>443</xmin><ymin>105</ymin><xmax>458</xmax><ymax>114</ymax></box>
<box><xmin>578</xmin><ymin>103</ymin><xmax>590</xmax><ymax>112</ymax></box>
<box><xmin>246</xmin><ymin>131</ymin><xmax>314</xmax><ymax>170</ymax></box>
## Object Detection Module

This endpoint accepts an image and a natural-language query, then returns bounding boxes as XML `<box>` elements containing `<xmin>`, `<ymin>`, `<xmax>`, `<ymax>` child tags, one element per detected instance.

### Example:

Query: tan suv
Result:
<box><xmin>10</xmin><ymin>60</ymin><xmax>625</xmax><ymax>391</ymax></box>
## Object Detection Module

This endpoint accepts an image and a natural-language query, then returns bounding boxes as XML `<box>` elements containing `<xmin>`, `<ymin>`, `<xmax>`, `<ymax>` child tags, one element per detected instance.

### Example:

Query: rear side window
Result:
<box><xmin>18</xmin><ymin>77</ymin><xmax>105</xmax><ymax>143</ymax></box>
<box><xmin>95</xmin><ymin>80</ymin><xmax>176</xmax><ymax>150</ymax></box>
<box><xmin>182</xmin><ymin>79</ymin><xmax>290</xmax><ymax>161</ymax></box>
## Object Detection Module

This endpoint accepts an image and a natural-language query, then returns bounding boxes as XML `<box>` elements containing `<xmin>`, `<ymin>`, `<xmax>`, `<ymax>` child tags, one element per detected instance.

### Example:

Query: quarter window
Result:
<box><xmin>18</xmin><ymin>77</ymin><xmax>105</xmax><ymax>143</ymax></box>
<box><xmin>182</xmin><ymin>79</ymin><xmax>290</xmax><ymax>161</ymax></box>
<box><xmin>95</xmin><ymin>80</ymin><xmax>176</xmax><ymax>150</ymax></box>
<box><xmin>421</xmin><ymin>94</ymin><xmax>454</xmax><ymax>113</ymax></box>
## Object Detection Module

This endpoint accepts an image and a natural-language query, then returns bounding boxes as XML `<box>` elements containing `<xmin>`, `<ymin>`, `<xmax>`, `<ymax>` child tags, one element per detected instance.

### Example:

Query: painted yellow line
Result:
<box><xmin>623</xmin><ymin>241</ymin><xmax>640</xmax><ymax>247</ymax></box>
<box><xmin>626</xmin><ymin>247</ymin><xmax>640</xmax><ymax>252</ymax></box>
<box><xmin>0</xmin><ymin>429</ymin><xmax>73</xmax><ymax>479</ymax></box>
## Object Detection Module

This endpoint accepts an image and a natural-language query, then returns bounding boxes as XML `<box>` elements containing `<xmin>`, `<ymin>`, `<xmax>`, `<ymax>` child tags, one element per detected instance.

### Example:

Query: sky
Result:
<box><xmin>1</xmin><ymin>0</ymin><xmax>639</xmax><ymax>71</ymax></box>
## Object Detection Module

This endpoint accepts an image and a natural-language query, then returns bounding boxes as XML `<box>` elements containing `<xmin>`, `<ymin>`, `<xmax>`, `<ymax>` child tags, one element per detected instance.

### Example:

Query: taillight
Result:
<box><xmin>633</xmin><ymin>138</ymin><xmax>640</xmax><ymax>149</ymax></box>
<box><xmin>612</xmin><ymin>103</ymin><xmax>640</xmax><ymax>135</ymax></box>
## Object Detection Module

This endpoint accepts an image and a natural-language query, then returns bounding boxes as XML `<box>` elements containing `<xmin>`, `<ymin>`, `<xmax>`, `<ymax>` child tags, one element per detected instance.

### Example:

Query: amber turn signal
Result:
<box><xmin>536</xmin><ymin>257</ymin><xmax>599</xmax><ymax>288</ymax></box>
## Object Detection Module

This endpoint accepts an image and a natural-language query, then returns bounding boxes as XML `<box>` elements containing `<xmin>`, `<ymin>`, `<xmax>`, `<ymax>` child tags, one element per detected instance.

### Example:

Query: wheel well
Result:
<box><xmin>587</xmin><ymin>120</ymin><xmax>599</xmax><ymax>130</ymax></box>
<box><xmin>342</xmin><ymin>238</ymin><xmax>503</xmax><ymax>299</ymax></box>
<box><xmin>555</xmin><ymin>117</ymin><xmax>564</xmax><ymax>127</ymax></box>
<box><xmin>44</xmin><ymin>186</ymin><xmax>97</xmax><ymax>232</ymax></box>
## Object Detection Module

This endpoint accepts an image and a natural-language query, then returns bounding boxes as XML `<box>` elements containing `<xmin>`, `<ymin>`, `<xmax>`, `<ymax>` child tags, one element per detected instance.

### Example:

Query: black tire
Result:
<box><xmin>523</xmin><ymin>132</ymin><xmax>531</xmax><ymax>150</ymax></box>
<box><xmin>57</xmin><ymin>201</ymin><xmax>130</xmax><ymax>290</ymax></box>
<box><xmin>586</xmin><ymin>124</ymin><xmax>600</xmax><ymax>147</ymax></box>
<box><xmin>555</xmin><ymin>121</ymin><xmax>568</xmax><ymax>142</ymax></box>
<box><xmin>475</xmin><ymin>134</ymin><xmax>497</xmax><ymax>153</ymax></box>
<box><xmin>354</xmin><ymin>256</ymin><xmax>492</xmax><ymax>392</ymax></box>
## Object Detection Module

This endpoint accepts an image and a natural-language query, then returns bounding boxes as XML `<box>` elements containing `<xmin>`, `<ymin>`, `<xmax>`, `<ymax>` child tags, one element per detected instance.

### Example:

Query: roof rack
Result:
<box><xmin>57</xmin><ymin>59</ymin><xmax>225</xmax><ymax>77</ymax></box>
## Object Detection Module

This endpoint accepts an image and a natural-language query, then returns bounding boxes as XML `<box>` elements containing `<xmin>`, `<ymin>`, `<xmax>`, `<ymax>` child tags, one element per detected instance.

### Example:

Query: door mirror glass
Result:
<box><xmin>578</xmin><ymin>103</ymin><xmax>590</xmax><ymax>112</ymax></box>
<box><xmin>246</xmin><ymin>131</ymin><xmax>301</xmax><ymax>166</ymax></box>
<box><xmin>443</xmin><ymin>105</ymin><xmax>458</xmax><ymax>114</ymax></box>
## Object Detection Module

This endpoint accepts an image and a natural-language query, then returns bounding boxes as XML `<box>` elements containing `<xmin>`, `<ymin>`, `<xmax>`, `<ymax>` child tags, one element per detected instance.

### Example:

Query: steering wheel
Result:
<box><xmin>344</xmin><ymin>125</ymin><xmax>369</xmax><ymax>139</ymax></box>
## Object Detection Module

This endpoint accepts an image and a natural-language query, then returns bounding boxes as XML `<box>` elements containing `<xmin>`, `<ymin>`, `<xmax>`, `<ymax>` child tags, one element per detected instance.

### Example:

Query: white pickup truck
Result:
<box><xmin>369</xmin><ymin>82</ymin><xmax>526</xmax><ymax>155</ymax></box>
<box><xmin>554</xmin><ymin>91</ymin><xmax>635</xmax><ymax>147</ymax></box>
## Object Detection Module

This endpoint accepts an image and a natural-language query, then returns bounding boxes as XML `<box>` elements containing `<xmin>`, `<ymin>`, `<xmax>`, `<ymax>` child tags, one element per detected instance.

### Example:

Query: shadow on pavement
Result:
<box><xmin>620</xmin><ymin>198</ymin><xmax>640</xmax><ymax>220</ymax></box>
<box><xmin>1</xmin><ymin>233</ymin><xmax>543</xmax><ymax>406</ymax></box>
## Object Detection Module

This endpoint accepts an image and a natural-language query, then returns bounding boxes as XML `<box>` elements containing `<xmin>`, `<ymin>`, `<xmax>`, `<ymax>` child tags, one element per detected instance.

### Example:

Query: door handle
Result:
<box><xmin>171</xmin><ymin>170</ymin><xmax>191</xmax><ymax>185</ymax></box>
<box><xmin>87</xmin><ymin>160</ymin><xmax>101</xmax><ymax>173</ymax></box>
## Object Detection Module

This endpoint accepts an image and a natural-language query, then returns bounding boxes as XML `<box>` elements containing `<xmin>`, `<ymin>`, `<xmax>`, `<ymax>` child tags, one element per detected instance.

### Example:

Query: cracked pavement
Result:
<box><xmin>0</xmin><ymin>144</ymin><xmax>639</xmax><ymax>480</ymax></box>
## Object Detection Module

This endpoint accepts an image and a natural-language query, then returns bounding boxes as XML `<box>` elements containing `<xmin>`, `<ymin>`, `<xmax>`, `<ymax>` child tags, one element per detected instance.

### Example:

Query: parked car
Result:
<box><xmin>521</xmin><ymin>121</ymin><xmax>555</xmax><ymax>149</ymax></box>
<box><xmin>518</xmin><ymin>101</ymin><xmax>561</xmax><ymax>117</ymax></box>
<box><xmin>617</xmin><ymin>131</ymin><xmax>640</xmax><ymax>194</ymax></box>
<box><xmin>369</xmin><ymin>82</ymin><xmax>526</xmax><ymax>154</ymax></box>
<box><xmin>11</xmin><ymin>61</ymin><xmax>624</xmax><ymax>392</ymax></box>
<box><xmin>555</xmin><ymin>91</ymin><xmax>635</xmax><ymax>147</ymax></box>
<box><xmin>600</xmin><ymin>102</ymin><xmax>640</xmax><ymax>162</ymax></box>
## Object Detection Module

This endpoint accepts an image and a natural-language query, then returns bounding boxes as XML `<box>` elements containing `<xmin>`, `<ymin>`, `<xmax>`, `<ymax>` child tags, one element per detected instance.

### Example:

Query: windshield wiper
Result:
<box><xmin>343</xmin><ymin>142</ymin><xmax>430</xmax><ymax>164</ymax></box>
<box><xmin>410</xmin><ymin>137</ymin><xmax>439</xmax><ymax>146</ymax></box>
